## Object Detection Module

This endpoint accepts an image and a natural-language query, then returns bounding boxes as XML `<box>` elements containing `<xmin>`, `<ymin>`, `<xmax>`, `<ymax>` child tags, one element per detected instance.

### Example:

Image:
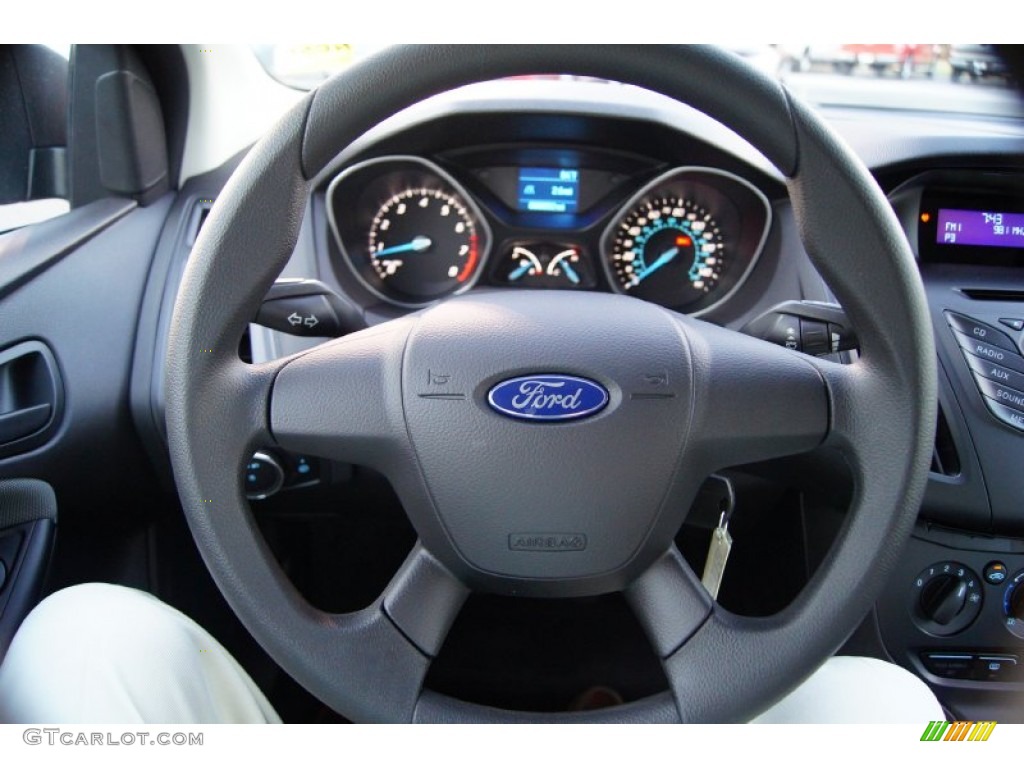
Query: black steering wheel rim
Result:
<box><xmin>165</xmin><ymin>44</ymin><xmax>936</xmax><ymax>723</ymax></box>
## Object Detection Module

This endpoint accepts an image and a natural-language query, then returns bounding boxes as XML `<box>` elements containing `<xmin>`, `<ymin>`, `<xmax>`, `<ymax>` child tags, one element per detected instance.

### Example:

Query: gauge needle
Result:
<box><xmin>559</xmin><ymin>260</ymin><xmax>581</xmax><ymax>285</ymax></box>
<box><xmin>509</xmin><ymin>261</ymin><xmax>532</xmax><ymax>281</ymax></box>
<box><xmin>375</xmin><ymin>236</ymin><xmax>432</xmax><ymax>257</ymax></box>
<box><xmin>631</xmin><ymin>246</ymin><xmax>678</xmax><ymax>285</ymax></box>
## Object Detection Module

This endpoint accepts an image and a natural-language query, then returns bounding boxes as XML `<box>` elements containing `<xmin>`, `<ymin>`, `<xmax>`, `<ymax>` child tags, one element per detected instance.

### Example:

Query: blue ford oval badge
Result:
<box><xmin>487</xmin><ymin>375</ymin><xmax>609</xmax><ymax>422</ymax></box>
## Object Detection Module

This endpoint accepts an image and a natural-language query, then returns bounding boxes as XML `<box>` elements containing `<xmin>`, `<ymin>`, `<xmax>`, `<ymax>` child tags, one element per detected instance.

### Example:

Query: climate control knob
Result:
<box><xmin>911</xmin><ymin>562</ymin><xmax>982</xmax><ymax>636</ymax></box>
<box><xmin>1003</xmin><ymin>570</ymin><xmax>1024</xmax><ymax>639</ymax></box>
<box><xmin>920</xmin><ymin>574</ymin><xmax>969</xmax><ymax>625</ymax></box>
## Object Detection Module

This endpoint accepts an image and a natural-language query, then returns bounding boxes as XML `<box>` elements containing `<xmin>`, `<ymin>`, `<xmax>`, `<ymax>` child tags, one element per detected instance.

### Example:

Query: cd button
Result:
<box><xmin>946</xmin><ymin>311</ymin><xmax>1018</xmax><ymax>352</ymax></box>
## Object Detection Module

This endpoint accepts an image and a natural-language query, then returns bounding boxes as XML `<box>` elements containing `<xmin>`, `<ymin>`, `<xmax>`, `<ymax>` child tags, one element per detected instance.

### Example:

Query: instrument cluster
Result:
<box><xmin>327</xmin><ymin>153</ymin><xmax>772</xmax><ymax>315</ymax></box>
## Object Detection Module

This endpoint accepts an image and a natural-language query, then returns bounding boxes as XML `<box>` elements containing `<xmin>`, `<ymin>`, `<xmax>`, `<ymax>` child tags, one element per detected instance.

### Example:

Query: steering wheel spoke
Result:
<box><xmin>382</xmin><ymin>543</ymin><xmax>470</xmax><ymax>657</ymax></box>
<box><xmin>625</xmin><ymin>545</ymin><xmax>713</xmax><ymax>658</ymax></box>
<box><xmin>295</xmin><ymin>601</ymin><xmax>430</xmax><ymax>723</ymax></box>
<box><xmin>677</xmin><ymin>316</ymin><xmax>831</xmax><ymax>471</ymax></box>
<box><xmin>268</xmin><ymin>320</ymin><xmax>415</xmax><ymax>470</ymax></box>
<box><xmin>813</xmin><ymin>355</ymin><xmax>888</xmax><ymax>456</ymax></box>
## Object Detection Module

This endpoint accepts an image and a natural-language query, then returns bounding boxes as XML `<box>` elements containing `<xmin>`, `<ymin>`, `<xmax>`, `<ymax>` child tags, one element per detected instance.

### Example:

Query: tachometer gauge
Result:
<box><xmin>327</xmin><ymin>156</ymin><xmax>491</xmax><ymax>308</ymax></box>
<box><xmin>608</xmin><ymin>196</ymin><xmax>724</xmax><ymax>307</ymax></box>
<box><xmin>368</xmin><ymin>188</ymin><xmax>479</xmax><ymax>302</ymax></box>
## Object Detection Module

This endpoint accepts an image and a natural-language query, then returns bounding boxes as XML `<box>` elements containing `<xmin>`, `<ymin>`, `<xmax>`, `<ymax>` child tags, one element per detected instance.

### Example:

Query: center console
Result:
<box><xmin>878</xmin><ymin>170</ymin><xmax>1024</xmax><ymax>719</ymax></box>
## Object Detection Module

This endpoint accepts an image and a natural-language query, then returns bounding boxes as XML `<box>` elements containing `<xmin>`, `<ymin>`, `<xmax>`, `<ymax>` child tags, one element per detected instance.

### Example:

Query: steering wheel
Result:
<box><xmin>165</xmin><ymin>45</ymin><xmax>936</xmax><ymax>723</ymax></box>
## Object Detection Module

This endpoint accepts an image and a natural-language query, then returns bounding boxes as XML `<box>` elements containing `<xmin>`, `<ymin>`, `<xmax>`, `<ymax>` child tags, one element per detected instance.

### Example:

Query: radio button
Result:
<box><xmin>954</xmin><ymin>331</ymin><xmax>1024</xmax><ymax>375</ymax></box>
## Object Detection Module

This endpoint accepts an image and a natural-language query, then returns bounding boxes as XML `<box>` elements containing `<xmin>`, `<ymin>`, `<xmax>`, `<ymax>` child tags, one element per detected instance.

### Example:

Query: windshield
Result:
<box><xmin>253</xmin><ymin>44</ymin><xmax>1024</xmax><ymax>119</ymax></box>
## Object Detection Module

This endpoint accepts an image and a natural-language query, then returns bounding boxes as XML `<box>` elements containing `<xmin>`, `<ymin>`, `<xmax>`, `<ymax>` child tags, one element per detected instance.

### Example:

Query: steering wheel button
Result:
<box><xmin>945</xmin><ymin>311</ymin><xmax>1018</xmax><ymax>352</ymax></box>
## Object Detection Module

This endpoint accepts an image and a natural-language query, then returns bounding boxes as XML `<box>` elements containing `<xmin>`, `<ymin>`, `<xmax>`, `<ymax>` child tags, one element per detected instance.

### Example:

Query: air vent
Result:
<box><xmin>238</xmin><ymin>327</ymin><xmax>252</xmax><ymax>364</ymax></box>
<box><xmin>960</xmin><ymin>288</ymin><xmax>1024</xmax><ymax>302</ymax></box>
<box><xmin>930</xmin><ymin>406</ymin><xmax>961</xmax><ymax>477</ymax></box>
<box><xmin>186</xmin><ymin>199</ymin><xmax>214</xmax><ymax>247</ymax></box>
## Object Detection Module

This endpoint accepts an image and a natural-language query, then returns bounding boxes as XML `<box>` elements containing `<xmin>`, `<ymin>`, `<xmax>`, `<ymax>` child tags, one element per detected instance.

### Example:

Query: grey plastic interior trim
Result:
<box><xmin>309</xmin><ymin>80</ymin><xmax>788</xmax><ymax>187</ymax></box>
<box><xmin>0</xmin><ymin>198</ymin><xmax>136</xmax><ymax>300</ymax></box>
<box><xmin>95</xmin><ymin>70</ymin><xmax>169</xmax><ymax>195</ymax></box>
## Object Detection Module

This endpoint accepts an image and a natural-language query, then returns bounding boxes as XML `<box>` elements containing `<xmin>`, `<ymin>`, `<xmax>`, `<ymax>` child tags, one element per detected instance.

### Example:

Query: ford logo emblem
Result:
<box><xmin>487</xmin><ymin>375</ymin><xmax>609</xmax><ymax>422</ymax></box>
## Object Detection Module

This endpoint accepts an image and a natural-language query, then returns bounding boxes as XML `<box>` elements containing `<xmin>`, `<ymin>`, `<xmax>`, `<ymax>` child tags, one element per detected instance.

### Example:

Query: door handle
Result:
<box><xmin>0</xmin><ymin>340</ymin><xmax>63</xmax><ymax>457</ymax></box>
<box><xmin>0</xmin><ymin>403</ymin><xmax>51</xmax><ymax>444</ymax></box>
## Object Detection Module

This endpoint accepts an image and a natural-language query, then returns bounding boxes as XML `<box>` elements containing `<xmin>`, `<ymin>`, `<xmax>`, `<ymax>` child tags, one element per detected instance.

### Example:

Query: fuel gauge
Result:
<box><xmin>496</xmin><ymin>243</ymin><xmax>594</xmax><ymax>289</ymax></box>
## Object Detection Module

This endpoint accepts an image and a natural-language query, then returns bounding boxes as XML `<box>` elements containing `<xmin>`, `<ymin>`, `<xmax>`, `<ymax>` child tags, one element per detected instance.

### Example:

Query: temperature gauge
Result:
<box><xmin>496</xmin><ymin>243</ymin><xmax>594</xmax><ymax>289</ymax></box>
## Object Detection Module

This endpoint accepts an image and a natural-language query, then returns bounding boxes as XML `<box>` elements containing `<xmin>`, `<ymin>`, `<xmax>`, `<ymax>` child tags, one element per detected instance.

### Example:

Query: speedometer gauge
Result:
<box><xmin>368</xmin><ymin>188</ymin><xmax>479</xmax><ymax>302</ymax></box>
<box><xmin>609</xmin><ymin>196</ymin><xmax>725</xmax><ymax>307</ymax></box>
<box><xmin>600</xmin><ymin>167</ymin><xmax>773</xmax><ymax>314</ymax></box>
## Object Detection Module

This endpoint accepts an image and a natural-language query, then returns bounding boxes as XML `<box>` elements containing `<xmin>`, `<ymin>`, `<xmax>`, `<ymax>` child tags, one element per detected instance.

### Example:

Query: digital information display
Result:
<box><xmin>936</xmin><ymin>208</ymin><xmax>1024</xmax><ymax>249</ymax></box>
<box><xmin>517</xmin><ymin>168</ymin><xmax>580</xmax><ymax>213</ymax></box>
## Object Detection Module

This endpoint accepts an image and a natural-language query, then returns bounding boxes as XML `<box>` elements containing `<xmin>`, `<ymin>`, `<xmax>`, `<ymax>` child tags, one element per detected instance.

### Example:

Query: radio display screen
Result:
<box><xmin>936</xmin><ymin>208</ymin><xmax>1024</xmax><ymax>249</ymax></box>
<box><xmin>919</xmin><ymin>185</ymin><xmax>1024</xmax><ymax>268</ymax></box>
